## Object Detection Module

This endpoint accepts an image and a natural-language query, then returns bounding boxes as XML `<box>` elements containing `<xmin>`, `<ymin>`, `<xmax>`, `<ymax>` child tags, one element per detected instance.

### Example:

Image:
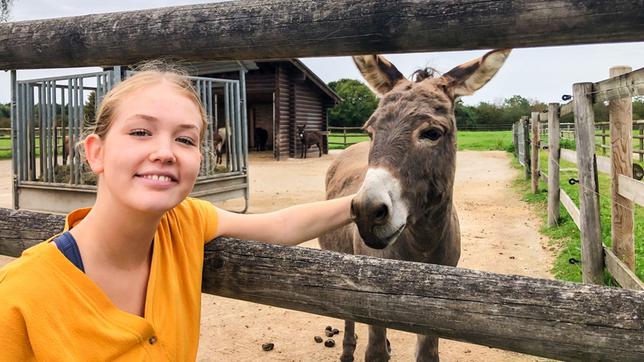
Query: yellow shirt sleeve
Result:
<box><xmin>186</xmin><ymin>197</ymin><xmax>218</xmax><ymax>244</ymax></box>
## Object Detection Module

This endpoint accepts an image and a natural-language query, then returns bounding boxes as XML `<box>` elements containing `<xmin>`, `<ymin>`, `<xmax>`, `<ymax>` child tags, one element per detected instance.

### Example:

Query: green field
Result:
<box><xmin>0</xmin><ymin>138</ymin><xmax>10</xmax><ymax>158</ymax></box>
<box><xmin>457</xmin><ymin>130</ymin><xmax>513</xmax><ymax>151</ymax></box>
<box><xmin>328</xmin><ymin>130</ymin><xmax>515</xmax><ymax>152</ymax></box>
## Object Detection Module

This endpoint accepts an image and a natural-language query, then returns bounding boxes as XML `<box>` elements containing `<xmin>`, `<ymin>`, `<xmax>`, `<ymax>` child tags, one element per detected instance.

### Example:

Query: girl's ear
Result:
<box><xmin>84</xmin><ymin>134</ymin><xmax>105</xmax><ymax>174</ymax></box>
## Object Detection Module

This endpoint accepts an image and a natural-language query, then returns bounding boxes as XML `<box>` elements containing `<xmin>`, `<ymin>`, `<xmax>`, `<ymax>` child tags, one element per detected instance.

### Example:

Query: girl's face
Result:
<box><xmin>86</xmin><ymin>81</ymin><xmax>203</xmax><ymax>215</ymax></box>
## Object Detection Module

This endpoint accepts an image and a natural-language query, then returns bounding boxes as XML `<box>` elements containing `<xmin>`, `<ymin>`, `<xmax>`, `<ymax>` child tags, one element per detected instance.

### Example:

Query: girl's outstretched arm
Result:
<box><xmin>214</xmin><ymin>195</ymin><xmax>354</xmax><ymax>246</ymax></box>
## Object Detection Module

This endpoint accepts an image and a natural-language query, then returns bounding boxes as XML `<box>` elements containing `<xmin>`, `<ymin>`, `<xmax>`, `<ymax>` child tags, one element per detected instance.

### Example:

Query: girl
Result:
<box><xmin>0</xmin><ymin>64</ymin><xmax>353</xmax><ymax>361</ymax></box>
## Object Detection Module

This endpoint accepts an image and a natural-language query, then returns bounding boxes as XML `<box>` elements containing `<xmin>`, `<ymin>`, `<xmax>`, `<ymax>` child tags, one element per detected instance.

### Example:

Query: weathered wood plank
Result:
<box><xmin>573</xmin><ymin>82</ymin><xmax>604</xmax><ymax>284</ymax></box>
<box><xmin>560</xmin><ymin>101</ymin><xmax>574</xmax><ymax>117</ymax></box>
<box><xmin>2</xmin><ymin>208</ymin><xmax>643</xmax><ymax>360</ymax></box>
<box><xmin>0</xmin><ymin>208</ymin><xmax>64</xmax><ymax>257</ymax></box>
<box><xmin>609</xmin><ymin>66</ymin><xmax>635</xmax><ymax>272</ymax></box>
<box><xmin>560</xmin><ymin>148</ymin><xmax>611</xmax><ymax>174</ymax></box>
<box><xmin>204</xmin><ymin>238</ymin><xmax>644</xmax><ymax>361</ymax></box>
<box><xmin>560</xmin><ymin>189</ymin><xmax>581</xmax><ymax>230</ymax></box>
<box><xmin>2</xmin><ymin>0</ymin><xmax>644</xmax><ymax>69</ymax></box>
<box><xmin>618</xmin><ymin>174</ymin><xmax>644</xmax><ymax>206</ymax></box>
<box><xmin>594</xmin><ymin>67</ymin><xmax>644</xmax><ymax>103</ymax></box>
<box><xmin>548</xmin><ymin>103</ymin><xmax>561</xmax><ymax>226</ymax></box>
<box><xmin>604</xmin><ymin>246</ymin><xmax>644</xmax><ymax>291</ymax></box>
<box><xmin>522</xmin><ymin>116</ymin><xmax>531</xmax><ymax>179</ymax></box>
<box><xmin>531</xmin><ymin>112</ymin><xmax>540</xmax><ymax>193</ymax></box>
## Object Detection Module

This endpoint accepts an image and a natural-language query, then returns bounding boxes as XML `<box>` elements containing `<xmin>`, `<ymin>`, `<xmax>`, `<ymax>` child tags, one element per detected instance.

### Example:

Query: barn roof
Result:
<box><xmin>188</xmin><ymin>59</ymin><xmax>341</xmax><ymax>104</ymax></box>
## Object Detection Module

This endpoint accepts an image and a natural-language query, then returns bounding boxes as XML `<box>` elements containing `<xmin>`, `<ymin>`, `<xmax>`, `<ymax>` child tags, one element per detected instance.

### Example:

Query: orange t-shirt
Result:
<box><xmin>0</xmin><ymin>197</ymin><xmax>218</xmax><ymax>361</ymax></box>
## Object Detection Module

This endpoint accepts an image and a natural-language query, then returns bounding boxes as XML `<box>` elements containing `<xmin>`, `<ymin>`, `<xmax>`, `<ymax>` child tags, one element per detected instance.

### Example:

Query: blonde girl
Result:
<box><xmin>0</xmin><ymin>64</ymin><xmax>353</xmax><ymax>361</ymax></box>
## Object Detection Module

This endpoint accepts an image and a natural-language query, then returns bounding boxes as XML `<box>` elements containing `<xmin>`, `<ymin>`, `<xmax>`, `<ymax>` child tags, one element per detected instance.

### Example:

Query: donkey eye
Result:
<box><xmin>419</xmin><ymin>128</ymin><xmax>442</xmax><ymax>141</ymax></box>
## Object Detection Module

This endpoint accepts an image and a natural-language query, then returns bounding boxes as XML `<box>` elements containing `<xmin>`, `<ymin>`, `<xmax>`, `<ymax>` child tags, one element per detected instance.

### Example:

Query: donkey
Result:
<box><xmin>318</xmin><ymin>49</ymin><xmax>511</xmax><ymax>362</ymax></box>
<box><xmin>296</xmin><ymin>125</ymin><xmax>324</xmax><ymax>158</ymax></box>
<box><xmin>254</xmin><ymin>127</ymin><xmax>269</xmax><ymax>151</ymax></box>
<box><xmin>212</xmin><ymin>127</ymin><xmax>227</xmax><ymax>165</ymax></box>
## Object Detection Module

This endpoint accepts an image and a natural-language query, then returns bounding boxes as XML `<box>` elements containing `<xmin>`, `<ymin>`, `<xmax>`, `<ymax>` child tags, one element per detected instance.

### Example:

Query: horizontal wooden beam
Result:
<box><xmin>560</xmin><ymin>189</ymin><xmax>581</xmax><ymax>230</ymax></box>
<box><xmin>2</xmin><ymin>0</ymin><xmax>644</xmax><ymax>69</ymax></box>
<box><xmin>604</xmin><ymin>246</ymin><xmax>644</xmax><ymax>291</ymax></box>
<box><xmin>618</xmin><ymin>174</ymin><xmax>644</xmax><ymax>206</ymax></box>
<box><xmin>560</xmin><ymin>148</ymin><xmax>611</xmax><ymax>174</ymax></box>
<box><xmin>594</xmin><ymin>67</ymin><xmax>644</xmax><ymax>103</ymax></box>
<box><xmin>2</xmin><ymin>207</ymin><xmax>644</xmax><ymax>360</ymax></box>
<box><xmin>560</xmin><ymin>101</ymin><xmax>574</xmax><ymax>117</ymax></box>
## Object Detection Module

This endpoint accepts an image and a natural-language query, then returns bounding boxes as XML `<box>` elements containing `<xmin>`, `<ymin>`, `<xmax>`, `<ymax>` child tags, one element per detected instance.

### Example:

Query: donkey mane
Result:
<box><xmin>411</xmin><ymin>67</ymin><xmax>440</xmax><ymax>82</ymax></box>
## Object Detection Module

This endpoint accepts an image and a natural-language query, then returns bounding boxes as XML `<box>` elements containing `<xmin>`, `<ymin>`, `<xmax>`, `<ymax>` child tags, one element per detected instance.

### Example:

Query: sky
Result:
<box><xmin>2</xmin><ymin>0</ymin><xmax>644</xmax><ymax>106</ymax></box>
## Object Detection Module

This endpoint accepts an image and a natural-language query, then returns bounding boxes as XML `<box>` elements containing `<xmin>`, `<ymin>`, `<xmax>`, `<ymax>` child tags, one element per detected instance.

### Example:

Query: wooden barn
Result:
<box><xmin>190</xmin><ymin>59</ymin><xmax>341</xmax><ymax>160</ymax></box>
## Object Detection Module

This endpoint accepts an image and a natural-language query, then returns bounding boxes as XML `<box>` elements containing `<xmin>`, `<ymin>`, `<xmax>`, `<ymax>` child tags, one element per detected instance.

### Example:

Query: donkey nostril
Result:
<box><xmin>373</xmin><ymin>204</ymin><xmax>389</xmax><ymax>223</ymax></box>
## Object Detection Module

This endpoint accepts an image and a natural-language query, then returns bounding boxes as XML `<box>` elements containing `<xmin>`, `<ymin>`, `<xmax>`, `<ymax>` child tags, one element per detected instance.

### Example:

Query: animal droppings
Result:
<box><xmin>332</xmin><ymin>328</ymin><xmax>340</xmax><ymax>335</ymax></box>
<box><xmin>314</xmin><ymin>336</ymin><xmax>323</xmax><ymax>343</ymax></box>
<box><xmin>325</xmin><ymin>330</ymin><xmax>334</xmax><ymax>337</ymax></box>
<box><xmin>324</xmin><ymin>339</ymin><xmax>335</xmax><ymax>348</ymax></box>
<box><xmin>261</xmin><ymin>343</ymin><xmax>274</xmax><ymax>351</ymax></box>
<box><xmin>325</xmin><ymin>325</ymin><xmax>333</xmax><ymax>332</ymax></box>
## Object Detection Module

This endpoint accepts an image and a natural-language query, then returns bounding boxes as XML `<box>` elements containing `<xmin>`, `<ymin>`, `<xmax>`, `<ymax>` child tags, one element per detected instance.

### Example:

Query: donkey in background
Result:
<box><xmin>212</xmin><ymin>127</ymin><xmax>227</xmax><ymax>165</ymax></box>
<box><xmin>318</xmin><ymin>49</ymin><xmax>511</xmax><ymax>362</ymax></box>
<box><xmin>296</xmin><ymin>125</ymin><xmax>327</xmax><ymax>158</ymax></box>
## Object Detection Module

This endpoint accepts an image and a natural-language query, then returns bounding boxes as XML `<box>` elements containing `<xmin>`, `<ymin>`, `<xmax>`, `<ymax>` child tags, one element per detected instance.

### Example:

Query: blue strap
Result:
<box><xmin>53</xmin><ymin>231</ymin><xmax>85</xmax><ymax>273</ymax></box>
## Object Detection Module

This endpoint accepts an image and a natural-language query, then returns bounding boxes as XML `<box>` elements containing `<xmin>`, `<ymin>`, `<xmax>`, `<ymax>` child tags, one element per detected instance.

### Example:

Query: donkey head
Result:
<box><xmin>296</xmin><ymin>125</ymin><xmax>306</xmax><ymax>140</ymax></box>
<box><xmin>350</xmin><ymin>49</ymin><xmax>511</xmax><ymax>249</ymax></box>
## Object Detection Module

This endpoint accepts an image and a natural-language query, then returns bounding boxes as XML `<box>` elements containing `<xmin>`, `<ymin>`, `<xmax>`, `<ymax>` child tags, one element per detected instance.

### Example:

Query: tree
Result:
<box><xmin>454</xmin><ymin>99</ymin><xmax>478</xmax><ymax>129</ymax></box>
<box><xmin>327</xmin><ymin>79</ymin><xmax>378</xmax><ymax>127</ymax></box>
<box><xmin>84</xmin><ymin>91</ymin><xmax>96</xmax><ymax>128</ymax></box>
<box><xmin>502</xmin><ymin>95</ymin><xmax>531</xmax><ymax>124</ymax></box>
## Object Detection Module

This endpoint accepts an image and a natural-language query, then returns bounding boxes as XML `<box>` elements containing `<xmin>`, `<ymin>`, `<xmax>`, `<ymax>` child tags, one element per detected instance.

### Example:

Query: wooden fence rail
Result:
<box><xmin>0</xmin><ymin>207</ymin><xmax>642</xmax><ymax>361</ymax></box>
<box><xmin>327</xmin><ymin>126</ymin><xmax>365</xmax><ymax>149</ymax></box>
<box><xmin>2</xmin><ymin>1</ymin><xmax>644</xmax><ymax>69</ymax></box>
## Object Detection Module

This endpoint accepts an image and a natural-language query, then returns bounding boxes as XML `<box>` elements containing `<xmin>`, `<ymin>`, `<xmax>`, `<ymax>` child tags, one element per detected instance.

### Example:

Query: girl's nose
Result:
<box><xmin>149</xmin><ymin>142</ymin><xmax>177</xmax><ymax>163</ymax></box>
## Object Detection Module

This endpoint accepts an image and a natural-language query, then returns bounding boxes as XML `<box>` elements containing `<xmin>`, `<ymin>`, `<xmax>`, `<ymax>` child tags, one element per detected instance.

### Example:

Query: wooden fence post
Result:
<box><xmin>573</xmin><ymin>82</ymin><xmax>604</xmax><ymax>285</ymax></box>
<box><xmin>548</xmin><ymin>103</ymin><xmax>561</xmax><ymax>226</ymax></box>
<box><xmin>531</xmin><ymin>112</ymin><xmax>540</xmax><ymax>193</ymax></box>
<box><xmin>512</xmin><ymin>122</ymin><xmax>518</xmax><ymax>156</ymax></box>
<box><xmin>522</xmin><ymin>116</ymin><xmax>531</xmax><ymax>180</ymax></box>
<box><xmin>609</xmin><ymin>65</ymin><xmax>635</xmax><ymax>270</ymax></box>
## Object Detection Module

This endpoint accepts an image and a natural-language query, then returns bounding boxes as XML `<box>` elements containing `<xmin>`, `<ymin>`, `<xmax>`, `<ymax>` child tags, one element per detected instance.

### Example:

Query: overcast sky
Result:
<box><xmin>2</xmin><ymin>0</ymin><xmax>644</xmax><ymax>105</ymax></box>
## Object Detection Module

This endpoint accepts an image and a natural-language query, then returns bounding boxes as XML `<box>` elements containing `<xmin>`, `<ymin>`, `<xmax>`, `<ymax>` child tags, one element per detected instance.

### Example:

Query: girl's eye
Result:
<box><xmin>177</xmin><ymin>136</ymin><xmax>196</xmax><ymax>146</ymax></box>
<box><xmin>129</xmin><ymin>129</ymin><xmax>150</xmax><ymax>137</ymax></box>
<box><xmin>419</xmin><ymin>128</ymin><xmax>442</xmax><ymax>141</ymax></box>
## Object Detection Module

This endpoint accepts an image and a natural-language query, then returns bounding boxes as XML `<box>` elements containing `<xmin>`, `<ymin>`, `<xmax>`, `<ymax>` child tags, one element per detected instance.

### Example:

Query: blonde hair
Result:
<box><xmin>84</xmin><ymin>61</ymin><xmax>208</xmax><ymax>145</ymax></box>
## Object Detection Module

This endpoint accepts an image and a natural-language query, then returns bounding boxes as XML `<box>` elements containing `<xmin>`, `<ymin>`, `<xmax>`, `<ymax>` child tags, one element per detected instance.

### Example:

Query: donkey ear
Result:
<box><xmin>442</xmin><ymin>49</ymin><xmax>511</xmax><ymax>97</ymax></box>
<box><xmin>353</xmin><ymin>55</ymin><xmax>407</xmax><ymax>96</ymax></box>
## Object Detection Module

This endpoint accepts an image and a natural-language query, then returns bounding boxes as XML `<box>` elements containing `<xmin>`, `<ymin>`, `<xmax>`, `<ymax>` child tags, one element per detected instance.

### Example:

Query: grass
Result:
<box><xmin>0</xmin><ymin>138</ymin><xmax>10</xmax><ymax>158</ymax></box>
<box><xmin>328</xmin><ymin>130</ymin><xmax>515</xmax><ymax>152</ymax></box>
<box><xmin>328</xmin><ymin>134</ymin><xmax>369</xmax><ymax>150</ymax></box>
<box><xmin>511</xmin><ymin>151</ymin><xmax>644</xmax><ymax>283</ymax></box>
<box><xmin>457</xmin><ymin>130</ymin><xmax>513</xmax><ymax>151</ymax></box>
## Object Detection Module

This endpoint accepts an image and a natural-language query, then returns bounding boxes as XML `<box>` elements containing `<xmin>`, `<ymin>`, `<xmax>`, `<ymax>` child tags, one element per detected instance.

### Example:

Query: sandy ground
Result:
<box><xmin>0</xmin><ymin>150</ymin><xmax>554</xmax><ymax>361</ymax></box>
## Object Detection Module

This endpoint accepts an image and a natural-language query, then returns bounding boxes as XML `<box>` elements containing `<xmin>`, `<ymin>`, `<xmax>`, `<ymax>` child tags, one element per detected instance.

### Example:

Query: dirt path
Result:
<box><xmin>0</xmin><ymin>151</ymin><xmax>553</xmax><ymax>361</ymax></box>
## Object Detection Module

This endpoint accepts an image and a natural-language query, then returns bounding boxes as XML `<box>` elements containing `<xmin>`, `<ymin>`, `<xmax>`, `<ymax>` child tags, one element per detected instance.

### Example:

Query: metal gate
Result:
<box><xmin>11</xmin><ymin>69</ymin><xmax>249</xmax><ymax>213</ymax></box>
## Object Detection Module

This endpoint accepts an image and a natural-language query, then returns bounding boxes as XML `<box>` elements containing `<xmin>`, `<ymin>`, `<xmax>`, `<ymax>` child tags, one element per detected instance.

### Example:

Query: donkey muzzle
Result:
<box><xmin>351</xmin><ymin>167</ymin><xmax>408</xmax><ymax>249</ymax></box>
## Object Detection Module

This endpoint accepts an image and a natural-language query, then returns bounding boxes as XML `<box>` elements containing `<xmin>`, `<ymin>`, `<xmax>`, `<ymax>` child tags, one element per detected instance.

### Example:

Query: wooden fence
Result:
<box><xmin>327</xmin><ymin>126</ymin><xmax>365</xmax><ymax>148</ymax></box>
<box><xmin>1</xmin><ymin>208</ymin><xmax>642</xmax><ymax>361</ymax></box>
<box><xmin>3</xmin><ymin>1</ymin><xmax>644</xmax><ymax>360</ymax></box>
<box><xmin>514</xmin><ymin>65</ymin><xmax>644</xmax><ymax>290</ymax></box>
<box><xmin>556</xmin><ymin>120</ymin><xmax>644</xmax><ymax>161</ymax></box>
